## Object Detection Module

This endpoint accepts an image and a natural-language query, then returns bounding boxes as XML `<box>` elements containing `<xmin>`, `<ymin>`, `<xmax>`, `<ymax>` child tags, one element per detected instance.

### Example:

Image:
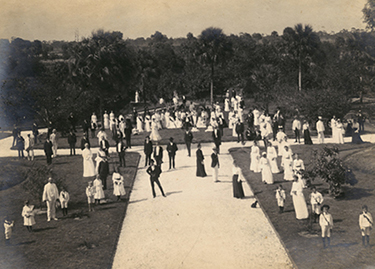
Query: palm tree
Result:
<box><xmin>198</xmin><ymin>27</ymin><xmax>232</xmax><ymax>104</ymax></box>
<box><xmin>282</xmin><ymin>24</ymin><xmax>320</xmax><ymax>91</ymax></box>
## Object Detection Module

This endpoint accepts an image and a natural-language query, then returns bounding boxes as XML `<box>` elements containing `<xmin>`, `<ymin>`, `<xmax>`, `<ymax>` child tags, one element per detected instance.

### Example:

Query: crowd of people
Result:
<box><xmin>4</xmin><ymin>91</ymin><xmax>372</xmax><ymax>250</ymax></box>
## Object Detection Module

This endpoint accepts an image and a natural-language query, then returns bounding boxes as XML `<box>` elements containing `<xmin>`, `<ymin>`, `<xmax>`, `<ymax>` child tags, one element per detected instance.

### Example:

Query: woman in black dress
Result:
<box><xmin>196</xmin><ymin>143</ymin><xmax>207</xmax><ymax>177</ymax></box>
<box><xmin>302</xmin><ymin>120</ymin><xmax>313</xmax><ymax>145</ymax></box>
<box><xmin>232</xmin><ymin>162</ymin><xmax>245</xmax><ymax>199</ymax></box>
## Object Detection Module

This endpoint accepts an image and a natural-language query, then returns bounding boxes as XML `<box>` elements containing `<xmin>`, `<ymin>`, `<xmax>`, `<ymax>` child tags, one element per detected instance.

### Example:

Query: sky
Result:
<box><xmin>0</xmin><ymin>0</ymin><xmax>369</xmax><ymax>41</ymax></box>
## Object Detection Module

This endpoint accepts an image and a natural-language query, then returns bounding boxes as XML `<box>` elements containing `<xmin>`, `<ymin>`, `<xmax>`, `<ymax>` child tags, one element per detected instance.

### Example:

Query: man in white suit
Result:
<box><xmin>42</xmin><ymin>177</ymin><xmax>59</xmax><ymax>221</ymax></box>
<box><xmin>316</xmin><ymin>116</ymin><xmax>325</xmax><ymax>144</ymax></box>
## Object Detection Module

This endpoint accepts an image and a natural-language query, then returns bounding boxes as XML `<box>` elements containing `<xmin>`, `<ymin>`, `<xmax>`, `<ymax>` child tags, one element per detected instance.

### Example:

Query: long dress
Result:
<box><xmin>267</xmin><ymin>146</ymin><xmax>280</xmax><ymax>173</ymax></box>
<box><xmin>352</xmin><ymin>128</ymin><xmax>363</xmax><ymax>144</ymax></box>
<box><xmin>93</xmin><ymin>178</ymin><xmax>105</xmax><ymax>200</ymax></box>
<box><xmin>232</xmin><ymin>166</ymin><xmax>245</xmax><ymax>198</ymax></box>
<box><xmin>250</xmin><ymin>145</ymin><xmax>261</xmax><ymax>173</ymax></box>
<box><xmin>22</xmin><ymin>205</ymin><xmax>36</xmax><ymax>226</ymax></box>
<box><xmin>224</xmin><ymin>98</ymin><xmax>230</xmax><ymax>112</ymax></box>
<box><xmin>290</xmin><ymin>181</ymin><xmax>309</xmax><ymax>219</ymax></box>
<box><xmin>303</xmin><ymin>123</ymin><xmax>313</xmax><ymax>144</ymax></box>
<box><xmin>165</xmin><ymin>111</ymin><xmax>170</xmax><ymax>128</ymax></box>
<box><xmin>150</xmin><ymin>121</ymin><xmax>162</xmax><ymax>142</ymax></box>
<box><xmin>144</xmin><ymin>115</ymin><xmax>151</xmax><ymax>132</ymax></box>
<box><xmin>82</xmin><ymin>148</ymin><xmax>96</xmax><ymax>177</ymax></box>
<box><xmin>336</xmin><ymin>122</ymin><xmax>344</xmax><ymax>144</ymax></box>
<box><xmin>112</xmin><ymin>172</ymin><xmax>126</xmax><ymax>196</ymax></box>
<box><xmin>103</xmin><ymin>113</ymin><xmax>110</xmax><ymax>129</ymax></box>
<box><xmin>259</xmin><ymin>157</ymin><xmax>274</xmax><ymax>184</ymax></box>
<box><xmin>282</xmin><ymin>150</ymin><xmax>294</xmax><ymax>181</ymax></box>
<box><xmin>196</xmin><ymin>149</ymin><xmax>207</xmax><ymax>177</ymax></box>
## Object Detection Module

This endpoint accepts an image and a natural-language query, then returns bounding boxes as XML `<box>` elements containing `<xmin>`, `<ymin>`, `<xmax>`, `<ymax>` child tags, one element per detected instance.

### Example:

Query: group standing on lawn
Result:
<box><xmin>4</xmin><ymin>94</ymin><xmax>371</xmax><ymax>251</ymax></box>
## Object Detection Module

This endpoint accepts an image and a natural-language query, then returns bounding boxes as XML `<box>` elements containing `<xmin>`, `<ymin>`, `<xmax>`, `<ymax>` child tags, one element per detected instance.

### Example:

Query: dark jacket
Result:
<box><xmin>16</xmin><ymin>136</ymin><xmax>25</xmax><ymax>150</ymax></box>
<box><xmin>44</xmin><ymin>141</ymin><xmax>53</xmax><ymax>156</ymax></box>
<box><xmin>235</xmin><ymin>122</ymin><xmax>244</xmax><ymax>134</ymax></box>
<box><xmin>211</xmin><ymin>153</ymin><xmax>219</xmax><ymax>168</ymax></box>
<box><xmin>167</xmin><ymin>142</ymin><xmax>178</xmax><ymax>156</ymax></box>
<box><xmin>153</xmin><ymin>146</ymin><xmax>163</xmax><ymax>161</ymax></box>
<box><xmin>212</xmin><ymin>129</ymin><xmax>222</xmax><ymax>145</ymax></box>
<box><xmin>144</xmin><ymin>140</ymin><xmax>153</xmax><ymax>155</ymax></box>
<box><xmin>184</xmin><ymin>131</ymin><xmax>193</xmax><ymax>144</ymax></box>
<box><xmin>146</xmin><ymin>165</ymin><xmax>162</xmax><ymax>180</ymax></box>
<box><xmin>98</xmin><ymin>160</ymin><xmax>109</xmax><ymax>179</ymax></box>
<box><xmin>68</xmin><ymin>133</ymin><xmax>77</xmax><ymax>145</ymax></box>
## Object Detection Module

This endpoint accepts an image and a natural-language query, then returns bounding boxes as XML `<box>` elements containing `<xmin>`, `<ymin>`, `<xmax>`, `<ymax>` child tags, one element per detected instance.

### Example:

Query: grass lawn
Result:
<box><xmin>0</xmin><ymin>151</ymin><xmax>140</xmax><ymax>269</ymax></box>
<box><xmin>230</xmin><ymin>142</ymin><xmax>375</xmax><ymax>269</ymax></box>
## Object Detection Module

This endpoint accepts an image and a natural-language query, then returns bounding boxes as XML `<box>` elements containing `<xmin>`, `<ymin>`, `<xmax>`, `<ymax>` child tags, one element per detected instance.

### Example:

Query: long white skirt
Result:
<box><xmin>250</xmin><ymin>155</ymin><xmax>260</xmax><ymax>173</ymax></box>
<box><xmin>261</xmin><ymin>165</ymin><xmax>274</xmax><ymax>184</ymax></box>
<box><xmin>292</xmin><ymin>194</ymin><xmax>308</xmax><ymax>219</ymax></box>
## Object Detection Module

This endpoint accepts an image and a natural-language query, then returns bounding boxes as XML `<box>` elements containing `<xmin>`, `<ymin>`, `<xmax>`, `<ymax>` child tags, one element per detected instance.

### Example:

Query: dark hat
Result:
<box><xmin>169</xmin><ymin>137</ymin><xmax>174</xmax><ymax>141</ymax></box>
<box><xmin>321</xmin><ymin>204</ymin><xmax>330</xmax><ymax>210</ymax></box>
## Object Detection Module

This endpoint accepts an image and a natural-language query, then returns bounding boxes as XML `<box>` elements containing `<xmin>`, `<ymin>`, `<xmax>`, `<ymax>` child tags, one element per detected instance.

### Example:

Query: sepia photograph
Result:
<box><xmin>0</xmin><ymin>0</ymin><xmax>374</xmax><ymax>268</ymax></box>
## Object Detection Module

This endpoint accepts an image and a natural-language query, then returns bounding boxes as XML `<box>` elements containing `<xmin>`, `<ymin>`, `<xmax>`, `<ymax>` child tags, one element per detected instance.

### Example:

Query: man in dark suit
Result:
<box><xmin>153</xmin><ymin>142</ymin><xmax>163</xmax><ymax>167</ymax></box>
<box><xmin>44</xmin><ymin>137</ymin><xmax>53</xmax><ymax>165</ymax></box>
<box><xmin>125</xmin><ymin>118</ymin><xmax>133</xmax><ymax>148</ymax></box>
<box><xmin>117</xmin><ymin>138</ymin><xmax>127</xmax><ymax>167</ymax></box>
<box><xmin>98</xmin><ymin>153</ymin><xmax>109</xmax><ymax>190</ymax></box>
<box><xmin>184</xmin><ymin>127</ymin><xmax>193</xmax><ymax>157</ymax></box>
<box><xmin>146</xmin><ymin>159</ymin><xmax>166</xmax><ymax>198</ymax></box>
<box><xmin>166</xmin><ymin>137</ymin><xmax>178</xmax><ymax>169</ymax></box>
<box><xmin>80</xmin><ymin>133</ymin><xmax>90</xmax><ymax>150</ymax></box>
<box><xmin>144</xmin><ymin>136</ymin><xmax>153</xmax><ymax>167</ymax></box>
<box><xmin>212</xmin><ymin>126</ymin><xmax>222</xmax><ymax>154</ymax></box>
<box><xmin>235</xmin><ymin>119</ymin><xmax>245</xmax><ymax>144</ymax></box>
<box><xmin>67</xmin><ymin>130</ymin><xmax>77</xmax><ymax>156</ymax></box>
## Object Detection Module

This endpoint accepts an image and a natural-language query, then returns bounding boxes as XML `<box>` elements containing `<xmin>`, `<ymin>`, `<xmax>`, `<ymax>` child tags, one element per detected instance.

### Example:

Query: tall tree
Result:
<box><xmin>363</xmin><ymin>0</ymin><xmax>375</xmax><ymax>31</ymax></box>
<box><xmin>197</xmin><ymin>27</ymin><xmax>232</xmax><ymax>104</ymax></box>
<box><xmin>282</xmin><ymin>24</ymin><xmax>320</xmax><ymax>91</ymax></box>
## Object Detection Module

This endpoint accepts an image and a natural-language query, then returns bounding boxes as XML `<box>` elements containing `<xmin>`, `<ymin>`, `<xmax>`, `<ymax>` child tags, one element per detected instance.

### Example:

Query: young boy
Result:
<box><xmin>310</xmin><ymin>187</ymin><xmax>324</xmax><ymax>223</ymax></box>
<box><xmin>60</xmin><ymin>187</ymin><xmax>70</xmax><ymax>216</ymax></box>
<box><xmin>4</xmin><ymin>216</ymin><xmax>14</xmax><ymax>246</ymax></box>
<box><xmin>319</xmin><ymin>204</ymin><xmax>333</xmax><ymax>248</ymax></box>
<box><xmin>359</xmin><ymin>205</ymin><xmax>373</xmax><ymax>247</ymax></box>
<box><xmin>275</xmin><ymin>185</ymin><xmax>286</xmax><ymax>213</ymax></box>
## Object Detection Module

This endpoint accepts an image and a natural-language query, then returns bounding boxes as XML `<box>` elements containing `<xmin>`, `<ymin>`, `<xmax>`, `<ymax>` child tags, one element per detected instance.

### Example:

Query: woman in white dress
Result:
<box><xmin>231</xmin><ymin>113</ymin><xmax>238</xmax><ymax>137</ymax></box>
<box><xmin>112</xmin><ymin>168</ymin><xmax>126</xmax><ymax>201</ymax></box>
<box><xmin>290</xmin><ymin>176</ymin><xmax>309</xmax><ymax>219</ymax></box>
<box><xmin>224</xmin><ymin>98</ymin><xmax>230</xmax><ymax>112</ymax></box>
<box><xmin>281</xmin><ymin>145</ymin><xmax>294</xmax><ymax>181</ymax></box>
<box><xmin>259</xmin><ymin>152</ymin><xmax>274</xmax><ymax>184</ymax></box>
<box><xmin>250</xmin><ymin>141</ymin><xmax>261</xmax><ymax>173</ymax></box>
<box><xmin>82</xmin><ymin>143</ymin><xmax>96</xmax><ymax>178</ymax></box>
<box><xmin>228</xmin><ymin>109</ymin><xmax>235</xmax><ymax>129</ymax></box>
<box><xmin>93</xmin><ymin>176</ymin><xmax>105</xmax><ymax>204</ymax></box>
<box><xmin>22</xmin><ymin>200</ymin><xmax>35</xmax><ymax>232</ymax></box>
<box><xmin>267</xmin><ymin>142</ymin><xmax>280</xmax><ymax>173</ymax></box>
<box><xmin>165</xmin><ymin>110</ymin><xmax>170</xmax><ymax>128</ymax></box>
<box><xmin>168</xmin><ymin>115</ymin><xmax>177</xmax><ymax>129</ymax></box>
<box><xmin>150</xmin><ymin>119</ymin><xmax>162</xmax><ymax>142</ymax></box>
<box><xmin>336</xmin><ymin>119</ymin><xmax>345</xmax><ymax>144</ymax></box>
<box><xmin>103</xmin><ymin>111</ymin><xmax>110</xmax><ymax>129</ymax></box>
<box><xmin>137</xmin><ymin>116</ymin><xmax>144</xmax><ymax>133</ymax></box>
<box><xmin>144</xmin><ymin>114</ymin><xmax>151</xmax><ymax>132</ymax></box>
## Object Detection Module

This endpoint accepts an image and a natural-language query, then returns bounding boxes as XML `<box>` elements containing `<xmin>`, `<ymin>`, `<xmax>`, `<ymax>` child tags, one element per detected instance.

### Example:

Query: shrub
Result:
<box><xmin>302</xmin><ymin>146</ymin><xmax>350</xmax><ymax>197</ymax></box>
<box><xmin>22</xmin><ymin>163</ymin><xmax>66</xmax><ymax>207</ymax></box>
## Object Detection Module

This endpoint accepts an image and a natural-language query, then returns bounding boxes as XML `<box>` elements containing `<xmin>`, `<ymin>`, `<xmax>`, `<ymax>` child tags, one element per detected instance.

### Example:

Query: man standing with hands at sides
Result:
<box><xmin>211</xmin><ymin>147</ymin><xmax>220</xmax><ymax>182</ymax></box>
<box><xmin>153</xmin><ymin>142</ymin><xmax>164</xmax><ymax>167</ymax></box>
<box><xmin>316</xmin><ymin>116</ymin><xmax>325</xmax><ymax>144</ymax></box>
<box><xmin>184</xmin><ymin>127</ymin><xmax>193</xmax><ymax>157</ymax></box>
<box><xmin>292</xmin><ymin>116</ymin><xmax>301</xmax><ymax>143</ymax></box>
<box><xmin>97</xmin><ymin>154</ymin><xmax>109</xmax><ymax>190</ymax></box>
<box><xmin>44</xmin><ymin>137</ymin><xmax>53</xmax><ymax>165</ymax></box>
<box><xmin>80</xmin><ymin>132</ymin><xmax>90</xmax><ymax>150</ymax></box>
<box><xmin>212</xmin><ymin>126</ymin><xmax>222</xmax><ymax>154</ymax></box>
<box><xmin>67</xmin><ymin>130</ymin><xmax>77</xmax><ymax>156</ymax></box>
<box><xmin>167</xmin><ymin>137</ymin><xmax>178</xmax><ymax>170</ymax></box>
<box><xmin>146</xmin><ymin>159</ymin><xmax>166</xmax><ymax>198</ymax></box>
<box><xmin>319</xmin><ymin>204</ymin><xmax>333</xmax><ymax>248</ymax></box>
<box><xmin>144</xmin><ymin>136</ymin><xmax>153</xmax><ymax>167</ymax></box>
<box><xmin>42</xmin><ymin>177</ymin><xmax>59</xmax><ymax>222</ymax></box>
<box><xmin>359</xmin><ymin>205</ymin><xmax>373</xmax><ymax>247</ymax></box>
<box><xmin>117</xmin><ymin>138</ymin><xmax>126</xmax><ymax>167</ymax></box>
